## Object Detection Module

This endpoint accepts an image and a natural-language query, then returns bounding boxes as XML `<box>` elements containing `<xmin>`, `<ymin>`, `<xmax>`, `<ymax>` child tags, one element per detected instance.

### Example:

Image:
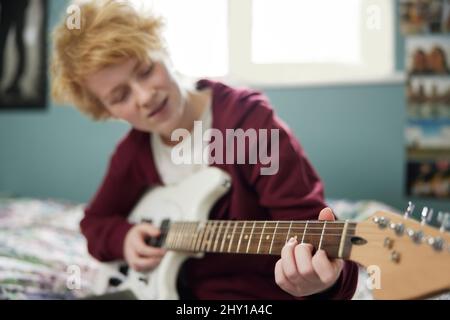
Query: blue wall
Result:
<box><xmin>0</xmin><ymin>0</ymin><xmax>448</xmax><ymax>214</ymax></box>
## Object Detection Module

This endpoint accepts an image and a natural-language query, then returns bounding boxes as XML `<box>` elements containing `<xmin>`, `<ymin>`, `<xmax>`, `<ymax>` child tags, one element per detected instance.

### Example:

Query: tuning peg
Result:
<box><xmin>404</xmin><ymin>201</ymin><xmax>415</xmax><ymax>219</ymax></box>
<box><xmin>437</xmin><ymin>212</ymin><xmax>449</xmax><ymax>233</ymax></box>
<box><xmin>420</xmin><ymin>207</ymin><xmax>433</xmax><ymax>225</ymax></box>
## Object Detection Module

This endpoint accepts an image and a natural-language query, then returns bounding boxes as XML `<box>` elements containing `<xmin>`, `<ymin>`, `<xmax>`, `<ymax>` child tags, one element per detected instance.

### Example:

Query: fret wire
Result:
<box><xmin>170</xmin><ymin>223</ymin><xmax>178</xmax><ymax>250</ymax></box>
<box><xmin>213</xmin><ymin>221</ymin><xmax>224</xmax><ymax>252</ymax></box>
<box><xmin>166</xmin><ymin>227</ymin><xmax>174</xmax><ymax>249</ymax></box>
<box><xmin>189</xmin><ymin>223</ymin><xmax>197</xmax><ymax>251</ymax></box>
<box><xmin>195</xmin><ymin>222</ymin><xmax>204</xmax><ymax>252</ymax></box>
<box><xmin>210</xmin><ymin>221</ymin><xmax>219</xmax><ymax>250</ymax></box>
<box><xmin>257</xmin><ymin>221</ymin><xmax>267</xmax><ymax>254</ymax></box>
<box><xmin>171</xmin><ymin>224</ymin><xmax>179</xmax><ymax>249</ymax></box>
<box><xmin>187</xmin><ymin>222</ymin><xmax>197</xmax><ymax>251</ymax></box>
<box><xmin>175</xmin><ymin>223</ymin><xmax>182</xmax><ymax>250</ymax></box>
<box><xmin>318</xmin><ymin>221</ymin><xmax>327</xmax><ymax>250</ymax></box>
<box><xmin>174</xmin><ymin>223</ymin><xmax>182</xmax><ymax>250</ymax></box>
<box><xmin>188</xmin><ymin>223</ymin><xmax>195</xmax><ymax>251</ymax></box>
<box><xmin>181</xmin><ymin>222</ymin><xmax>188</xmax><ymax>250</ymax></box>
<box><xmin>338</xmin><ymin>220</ymin><xmax>349</xmax><ymax>258</ymax></box>
<box><xmin>198</xmin><ymin>222</ymin><xmax>207</xmax><ymax>251</ymax></box>
<box><xmin>167</xmin><ymin>224</ymin><xmax>175</xmax><ymax>249</ymax></box>
<box><xmin>202</xmin><ymin>221</ymin><xmax>210</xmax><ymax>252</ymax></box>
<box><xmin>269</xmin><ymin>221</ymin><xmax>279</xmax><ymax>254</ymax></box>
<box><xmin>210</xmin><ymin>221</ymin><xmax>219</xmax><ymax>252</ymax></box>
<box><xmin>246</xmin><ymin>221</ymin><xmax>256</xmax><ymax>253</ymax></box>
<box><xmin>285</xmin><ymin>221</ymin><xmax>293</xmax><ymax>244</ymax></box>
<box><xmin>194</xmin><ymin>222</ymin><xmax>206</xmax><ymax>252</ymax></box>
<box><xmin>301</xmin><ymin>221</ymin><xmax>308</xmax><ymax>244</ymax></box>
<box><xmin>179</xmin><ymin>222</ymin><xmax>187</xmax><ymax>250</ymax></box>
<box><xmin>220</xmin><ymin>221</ymin><xmax>228</xmax><ymax>252</ymax></box>
<box><xmin>179</xmin><ymin>222</ymin><xmax>186</xmax><ymax>250</ymax></box>
<box><xmin>186</xmin><ymin>223</ymin><xmax>194</xmax><ymax>251</ymax></box>
<box><xmin>189</xmin><ymin>222</ymin><xmax>198</xmax><ymax>251</ymax></box>
<box><xmin>176</xmin><ymin>223</ymin><xmax>183</xmax><ymax>250</ymax></box>
<box><xmin>201</xmin><ymin>221</ymin><xmax>212</xmax><ymax>251</ymax></box>
<box><xmin>206</xmin><ymin>221</ymin><xmax>217</xmax><ymax>252</ymax></box>
<box><xmin>199</xmin><ymin>222</ymin><xmax>209</xmax><ymax>251</ymax></box>
<box><xmin>182</xmin><ymin>222</ymin><xmax>189</xmax><ymax>250</ymax></box>
<box><xmin>213</xmin><ymin>221</ymin><xmax>221</xmax><ymax>251</ymax></box>
<box><xmin>205</xmin><ymin>220</ymin><xmax>217</xmax><ymax>252</ymax></box>
<box><xmin>236</xmin><ymin>221</ymin><xmax>247</xmax><ymax>253</ymax></box>
<box><xmin>176</xmin><ymin>223</ymin><xmax>182</xmax><ymax>250</ymax></box>
<box><xmin>220</xmin><ymin>221</ymin><xmax>231</xmax><ymax>253</ymax></box>
<box><xmin>178</xmin><ymin>223</ymin><xmax>186</xmax><ymax>250</ymax></box>
<box><xmin>227</xmin><ymin>221</ymin><xmax>238</xmax><ymax>253</ymax></box>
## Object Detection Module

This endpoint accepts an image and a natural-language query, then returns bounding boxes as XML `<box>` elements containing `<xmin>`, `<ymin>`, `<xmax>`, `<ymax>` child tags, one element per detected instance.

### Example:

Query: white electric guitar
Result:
<box><xmin>94</xmin><ymin>167</ymin><xmax>450</xmax><ymax>300</ymax></box>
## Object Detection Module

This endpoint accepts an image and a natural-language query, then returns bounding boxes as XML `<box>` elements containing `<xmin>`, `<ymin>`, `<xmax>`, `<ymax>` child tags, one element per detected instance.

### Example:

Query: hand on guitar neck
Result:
<box><xmin>275</xmin><ymin>207</ymin><xmax>345</xmax><ymax>297</ymax></box>
<box><xmin>123</xmin><ymin>222</ymin><xmax>166</xmax><ymax>272</ymax></box>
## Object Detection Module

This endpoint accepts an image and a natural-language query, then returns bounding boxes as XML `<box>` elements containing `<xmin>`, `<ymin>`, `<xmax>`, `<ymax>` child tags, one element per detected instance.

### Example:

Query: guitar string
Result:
<box><xmin>165</xmin><ymin>223</ymin><xmax>446</xmax><ymax>233</ymax></box>
<box><xmin>169</xmin><ymin>220</ymin><xmax>441</xmax><ymax>229</ymax></box>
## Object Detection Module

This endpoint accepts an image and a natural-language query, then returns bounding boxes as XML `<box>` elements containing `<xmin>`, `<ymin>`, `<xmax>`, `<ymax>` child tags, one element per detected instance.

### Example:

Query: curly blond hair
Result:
<box><xmin>51</xmin><ymin>0</ymin><xmax>165</xmax><ymax>120</ymax></box>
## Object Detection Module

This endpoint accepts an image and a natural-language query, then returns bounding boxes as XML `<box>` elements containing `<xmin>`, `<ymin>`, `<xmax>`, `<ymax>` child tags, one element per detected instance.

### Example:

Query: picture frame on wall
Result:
<box><xmin>402</xmin><ymin>1</ymin><xmax>450</xmax><ymax>200</ymax></box>
<box><xmin>0</xmin><ymin>0</ymin><xmax>48</xmax><ymax>110</ymax></box>
<box><xmin>400</xmin><ymin>0</ymin><xmax>450</xmax><ymax>35</ymax></box>
<box><xmin>406</xmin><ymin>36</ymin><xmax>450</xmax><ymax>75</ymax></box>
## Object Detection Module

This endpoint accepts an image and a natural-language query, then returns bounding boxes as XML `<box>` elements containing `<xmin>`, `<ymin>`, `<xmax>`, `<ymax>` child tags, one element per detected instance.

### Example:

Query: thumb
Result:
<box><xmin>318</xmin><ymin>207</ymin><xmax>336</xmax><ymax>221</ymax></box>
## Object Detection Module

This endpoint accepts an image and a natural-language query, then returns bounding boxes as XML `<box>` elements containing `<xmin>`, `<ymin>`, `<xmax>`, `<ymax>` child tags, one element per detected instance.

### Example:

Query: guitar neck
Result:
<box><xmin>162</xmin><ymin>220</ymin><xmax>358</xmax><ymax>260</ymax></box>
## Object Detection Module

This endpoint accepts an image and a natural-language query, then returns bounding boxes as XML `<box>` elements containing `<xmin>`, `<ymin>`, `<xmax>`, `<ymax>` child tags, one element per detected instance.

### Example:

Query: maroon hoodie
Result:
<box><xmin>81</xmin><ymin>79</ymin><xmax>358</xmax><ymax>300</ymax></box>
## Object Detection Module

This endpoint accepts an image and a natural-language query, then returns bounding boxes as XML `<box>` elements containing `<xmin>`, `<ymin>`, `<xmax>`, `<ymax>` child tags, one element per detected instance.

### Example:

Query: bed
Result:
<box><xmin>0</xmin><ymin>196</ymin><xmax>447</xmax><ymax>300</ymax></box>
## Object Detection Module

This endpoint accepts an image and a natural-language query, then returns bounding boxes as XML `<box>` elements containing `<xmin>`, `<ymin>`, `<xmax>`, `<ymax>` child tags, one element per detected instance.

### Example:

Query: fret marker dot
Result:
<box><xmin>244</xmin><ymin>235</ymin><xmax>248</xmax><ymax>239</ymax></box>
<box><xmin>266</xmin><ymin>235</ymin><xmax>270</xmax><ymax>240</ymax></box>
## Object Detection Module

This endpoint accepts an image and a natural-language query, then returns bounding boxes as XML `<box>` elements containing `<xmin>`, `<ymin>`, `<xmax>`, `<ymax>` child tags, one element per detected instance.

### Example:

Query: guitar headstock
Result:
<box><xmin>349</xmin><ymin>202</ymin><xmax>450</xmax><ymax>300</ymax></box>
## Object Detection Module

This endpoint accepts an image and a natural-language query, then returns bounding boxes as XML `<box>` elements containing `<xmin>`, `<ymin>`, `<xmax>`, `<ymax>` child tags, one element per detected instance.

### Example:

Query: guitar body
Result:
<box><xmin>96</xmin><ymin>167</ymin><xmax>231</xmax><ymax>300</ymax></box>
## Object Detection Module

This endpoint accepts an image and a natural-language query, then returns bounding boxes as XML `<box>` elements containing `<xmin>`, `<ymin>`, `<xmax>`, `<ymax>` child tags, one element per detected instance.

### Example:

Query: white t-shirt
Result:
<box><xmin>150</xmin><ymin>101</ymin><xmax>212</xmax><ymax>185</ymax></box>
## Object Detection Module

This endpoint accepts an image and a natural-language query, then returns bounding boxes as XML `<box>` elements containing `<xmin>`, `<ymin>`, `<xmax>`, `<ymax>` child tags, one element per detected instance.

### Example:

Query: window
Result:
<box><xmin>131</xmin><ymin>0</ymin><xmax>395</xmax><ymax>86</ymax></box>
<box><xmin>251</xmin><ymin>0</ymin><xmax>362</xmax><ymax>65</ymax></box>
<box><xmin>130</xmin><ymin>0</ymin><xmax>228</xmax><ymax>77</ymax></box>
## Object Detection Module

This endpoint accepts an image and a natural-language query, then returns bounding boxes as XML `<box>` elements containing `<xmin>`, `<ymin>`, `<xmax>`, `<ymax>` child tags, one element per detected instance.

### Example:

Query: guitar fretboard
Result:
<box><xmin>163</xmin><ymin>220</ymin><xmax>357</xmax><ymax>259</ymax></box>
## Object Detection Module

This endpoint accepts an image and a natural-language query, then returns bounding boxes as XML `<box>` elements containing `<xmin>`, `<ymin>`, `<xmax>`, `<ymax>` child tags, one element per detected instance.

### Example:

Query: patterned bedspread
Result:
<box><xmin>0</xmin><ymin>197</ymin><xmax>447</xmax><ymax>300</ymax></box>
<box><xmin>0</xmin><ymin>198</ymin><xmax>102</xmax><ymax>299</ymax></box>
